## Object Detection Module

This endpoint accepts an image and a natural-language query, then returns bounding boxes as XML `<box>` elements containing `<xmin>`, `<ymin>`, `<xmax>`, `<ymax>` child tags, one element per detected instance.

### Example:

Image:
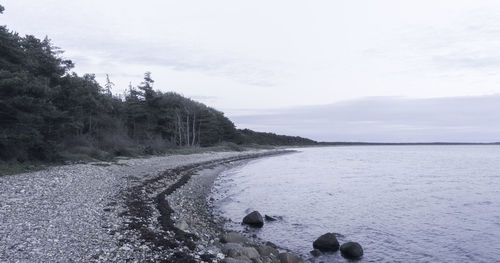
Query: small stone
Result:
<box><xmin>119</xmin><ymin>245</ymin><xmax>131</xmax><ymax>251</ymax></box>
<box><xmin>174</xmin><ymin>220</ymin><xmax>189</xmax><ymax>231</ymax></box>
<box><xmin>264</xmin><ymin>215</ymin><xmax>277</xmax><ymax>221</ymax></box>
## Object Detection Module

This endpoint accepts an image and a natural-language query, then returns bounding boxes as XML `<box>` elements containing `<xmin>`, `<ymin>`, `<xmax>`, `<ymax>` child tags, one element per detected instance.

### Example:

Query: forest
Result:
<box><xmin>0</xmin><ymin>4</ymin><xmax>316</xmax><ymax>165</ymax></box>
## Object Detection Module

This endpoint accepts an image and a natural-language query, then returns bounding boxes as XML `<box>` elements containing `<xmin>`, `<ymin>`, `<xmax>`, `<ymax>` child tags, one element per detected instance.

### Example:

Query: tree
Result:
<box><xmin>137</xmin><ymin>71</ymin><xmax>155</xmax><ymax>101</ymax></box>
<box><xmin>104</xmin><ymin>74</ymin><xmax>114</xmax><ymax>96</ymax></box>
<box><xmin>0</xmin><ymin>15</ymin><xmax>315</xmax><ymax>163</ymax></box>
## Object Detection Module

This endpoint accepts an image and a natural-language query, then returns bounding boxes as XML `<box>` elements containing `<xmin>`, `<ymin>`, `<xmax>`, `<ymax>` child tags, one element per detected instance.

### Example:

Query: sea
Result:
<box><xmin>211</xmin><ymin>146</ymin><xmax>500</xmax><ymax>262</ymax></box>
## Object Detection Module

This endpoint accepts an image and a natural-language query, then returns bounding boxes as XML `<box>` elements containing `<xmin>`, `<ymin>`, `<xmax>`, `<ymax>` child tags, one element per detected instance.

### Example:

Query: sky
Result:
<box><xmin>2</xmin><ymin>0</ymin><xmax>500</xmax><ymax>142</ymax></box>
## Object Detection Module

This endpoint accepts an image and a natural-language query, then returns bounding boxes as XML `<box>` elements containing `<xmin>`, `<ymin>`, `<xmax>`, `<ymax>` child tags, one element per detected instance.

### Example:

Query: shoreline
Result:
<box><xmin>166</xmin><ymin>151</ymin><xmax>313</xmax><ymax>263</ymax></box>
<box><xmin>0</xmin><ymin>149</ymin><xmax>296</xmax><ymax>262</ymax></box>
<box><xmin>122</xmin><ymin>149</ymin><xmax>297</xmax><ymax>262</ymax></box>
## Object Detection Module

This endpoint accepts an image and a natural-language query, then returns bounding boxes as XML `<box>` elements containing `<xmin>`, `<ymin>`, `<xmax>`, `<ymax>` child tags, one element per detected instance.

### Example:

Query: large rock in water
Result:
<box><xmin>313</xmin><ymin>233</ymin><xmax>340</xmax><ymax>252</ymax></box>
<box><xmin>242</xmin><ymin>211</ymin><xmax>264</xmax><ymax>227</ymax></box>
<box><xmin>340</xmin><ymin>242</ymin><xmax>363</xmax><ymax>259</ymax></box>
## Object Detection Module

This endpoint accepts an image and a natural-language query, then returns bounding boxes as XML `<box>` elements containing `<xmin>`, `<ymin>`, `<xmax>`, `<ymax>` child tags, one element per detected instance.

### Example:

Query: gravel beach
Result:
<box><xmin>0</xmin><ymin>149</ymin><xmax>300</xmax><ymax>263</ymax></box>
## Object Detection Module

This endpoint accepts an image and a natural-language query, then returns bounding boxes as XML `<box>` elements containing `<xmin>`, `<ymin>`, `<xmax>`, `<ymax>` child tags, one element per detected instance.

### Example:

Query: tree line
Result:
<box><xmin>0</xmin><ymin>4</ymin><xmax>316</xmax><ymax>164</ymax></box>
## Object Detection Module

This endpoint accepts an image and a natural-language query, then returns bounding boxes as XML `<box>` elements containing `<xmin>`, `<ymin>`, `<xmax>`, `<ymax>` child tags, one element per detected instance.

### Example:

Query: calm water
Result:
<box><xmin>212</xmin><ymin>146</ymin><xmax>500</xmax><ymax>262</ymax></box>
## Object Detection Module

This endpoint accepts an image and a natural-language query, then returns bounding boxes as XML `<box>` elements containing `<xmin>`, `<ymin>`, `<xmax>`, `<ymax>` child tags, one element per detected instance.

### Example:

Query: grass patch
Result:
<box><xmin>1</xmin><ymin>144</ymin><xmax>279</xmax><ymax>176</ymax></box>
<box><xmin>0</xmin><ymin>161</ymin><xmax>49</xmax><ymax>176</ymax></box>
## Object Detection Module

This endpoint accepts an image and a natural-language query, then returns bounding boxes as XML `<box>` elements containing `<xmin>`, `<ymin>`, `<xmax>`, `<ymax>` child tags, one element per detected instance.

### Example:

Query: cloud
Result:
<box><xmin>59</xmin><ymin>35</ymin><xmax>278</xmax><ymax>87</ymax></box>
<box><xmin>230</xmin><ymin>95</ymin><xmax>500</xmax><ymax>143</ymax></box>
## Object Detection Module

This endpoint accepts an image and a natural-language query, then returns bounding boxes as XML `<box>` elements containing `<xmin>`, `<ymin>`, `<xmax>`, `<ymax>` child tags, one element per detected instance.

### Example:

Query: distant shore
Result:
<box><xmin>318</xmin><ymin>142</ymin><xmax>500</xmax><ymax>146</ymax></box>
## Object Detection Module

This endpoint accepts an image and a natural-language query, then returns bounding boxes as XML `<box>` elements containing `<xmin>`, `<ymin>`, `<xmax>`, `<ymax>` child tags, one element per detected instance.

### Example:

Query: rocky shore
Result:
<box><xmin>0</xmin><ymin>149</ymin><xmax>302</xmax><ymax>262</ymax></box>
<box><xmin>167</xmin><ymin>157</ymin><xmax>311</xmax><ymax>263</ymax></box>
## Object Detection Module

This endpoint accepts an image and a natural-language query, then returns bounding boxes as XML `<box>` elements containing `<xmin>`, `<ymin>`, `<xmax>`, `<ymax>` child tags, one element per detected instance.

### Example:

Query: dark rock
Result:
<box><xmin>200</xmin><ymin>253</ymin><xmax>216</xmax><ymax>261</ymax></box>
<box><xmin>242</xmin><ymin>211</ymin><xmax>264</xmax><ymax>227</ymax></box>
<box><xmin>171</xmin><ymin>251</ymin><xmax>196</xmax><ymax>262</ymax></box>
<box><xmin>278</xmin><ymin>252</ymin><xmax>303</xmax><ymax>263</ymax></box>
<box><xmin>310</xmin><ymin>249</ymin><xmax>322</xmax><ymax>257</ymax></box>
<box><xmin>264</xmin><ymin>215</ymin><xmax>277</xmax><ymax>221</ymax></box>
<box><xmin>313</xmin><ymin>233</ymin><xmax>340</xmax><ymax>252</ymax></box>
<box><xmin>340</xmin><ymin>242</ymin><xmax>363</xmax><ymax>259</ymax></box>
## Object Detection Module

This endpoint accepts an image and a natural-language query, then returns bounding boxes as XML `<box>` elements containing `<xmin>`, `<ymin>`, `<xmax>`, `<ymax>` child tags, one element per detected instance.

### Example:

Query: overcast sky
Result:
<box><xmin>3</xmin><ymin>0</ymin><xmax>500</xmax><ymax>142</ymax></box>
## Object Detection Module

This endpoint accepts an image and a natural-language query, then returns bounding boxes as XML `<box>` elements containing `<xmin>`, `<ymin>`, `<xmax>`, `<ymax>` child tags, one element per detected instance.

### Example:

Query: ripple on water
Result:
<box><xmin>212</xmin><ymin>146</ymin><xmax>500</xmax><ymax>262</ymax></box>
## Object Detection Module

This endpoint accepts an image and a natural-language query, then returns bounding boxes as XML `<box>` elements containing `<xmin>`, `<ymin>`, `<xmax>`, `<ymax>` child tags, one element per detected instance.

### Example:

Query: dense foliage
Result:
<box><xmin>236</xmin><ymin>129</ymin><xmax>317</xmax><ymax>145</ymax></box>
<box><xmin>0</xmin><ymin>5</ymin><xmax>316</xmax><ymax>163</ymax></box>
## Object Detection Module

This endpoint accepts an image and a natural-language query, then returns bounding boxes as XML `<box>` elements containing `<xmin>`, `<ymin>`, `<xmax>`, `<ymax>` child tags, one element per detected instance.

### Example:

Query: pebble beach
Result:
<box><xmin>0</xmin><ymin>149</ymin><xmax>305</xmax><ymax>263</ymax></box>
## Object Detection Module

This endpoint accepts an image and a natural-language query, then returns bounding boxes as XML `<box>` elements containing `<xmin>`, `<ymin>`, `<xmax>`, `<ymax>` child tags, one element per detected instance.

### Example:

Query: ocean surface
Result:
<box><xmin>211</xmin><ymin>146</ymin><xmax>500</xmax><ymax>262</ymax></box>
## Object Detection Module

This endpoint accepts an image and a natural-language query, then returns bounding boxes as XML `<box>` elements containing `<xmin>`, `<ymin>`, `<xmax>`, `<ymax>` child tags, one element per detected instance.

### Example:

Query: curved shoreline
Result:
<box><xmin>166</xmin><ymin>151</ymin><xmax>313</xmax><ymax>263</ymax></box>
<box><xmin>123</xmin><ymin>150</ymin><xmax>296</xmax><ymax>262</ymax></box>
<box><xmin>0</xmin><ymin>149</ymin><xmax>295</xmax><ymax>262</ymax></box>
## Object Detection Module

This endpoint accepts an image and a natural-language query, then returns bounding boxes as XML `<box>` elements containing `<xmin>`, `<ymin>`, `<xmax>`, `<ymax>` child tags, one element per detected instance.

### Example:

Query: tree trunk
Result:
<box><xmin>197</xmin><ymin>119</ymin><xmax>201</xmax><ymax>146</ymax></box>
<box><xmin>185</xmin><ymin>114</ymin><xmax>190</xmax><ymax>146</ymax></box>
<box><xmin>176</xmin><ymin>112</ymin><xmax>182</xmax><ymax>146</ymax></box>
<box><xmin>191</xmin><ymin>113</ymin><xmax>196</xmax><ymax>146</ymax></box>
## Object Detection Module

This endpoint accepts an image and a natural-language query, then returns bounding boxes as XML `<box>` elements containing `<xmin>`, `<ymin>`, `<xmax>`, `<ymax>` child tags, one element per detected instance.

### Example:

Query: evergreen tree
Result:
<box><xmin>0</xmin><ymin>6</ymin><xmax>315</xmax><ymax>163</ymax></box>
<box><xmin>104</xmin><ymin>74</ymin><xmax>114</xmax><ymax>96</ymax></box>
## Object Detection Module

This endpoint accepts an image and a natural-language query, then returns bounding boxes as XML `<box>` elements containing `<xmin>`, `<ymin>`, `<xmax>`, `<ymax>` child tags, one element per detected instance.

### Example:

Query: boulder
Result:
<box><xmin>278</xmin><ymin>252</ymin><xmax>303</xmax><ymax>263</ymax></box>
<box><xmin>234</xmin><ymin>256</ymin><xmax>253</xmax><ymax>262</ymax></box>
<box><xmin>265</xmin><ymin>241</ymin><xmax>278</xmax><ymax>249</ymax></box>
<box><xmin>221</xmin><ymin>232</ymin><xmax>250</xmax><ymax>244</ymax></box>
<box><xmin>257</xmin><ymin>245</ymin><xmax>279</xmax><ymax>257</ymax></box>
<box><xmin>223</xmin><ymin>257</ymin><xmax>252</xmax><ymax>263</ymax></box>
<box><xmin>227</xmin><ymin>247</ymin><xmax>260</xmax><ymax>260</ymax></box>
<box><xmin>340</xmin><ymin>242</ymin><xmax>363</xmax><ymax>259</ymax></box>
<box><xmin>312</xmin><ymin>233</ymin><xmax>339</xmax><ymax>252</ymax></box>
<box><xmin>242</xmin><ymin>211</ymin><xmax>264</xmax><ymax>227</ymax></box>
<box><xmin>221</xmin><ymin>243</ymin><xmax>243</xmax><ymax>254</ymax></box>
